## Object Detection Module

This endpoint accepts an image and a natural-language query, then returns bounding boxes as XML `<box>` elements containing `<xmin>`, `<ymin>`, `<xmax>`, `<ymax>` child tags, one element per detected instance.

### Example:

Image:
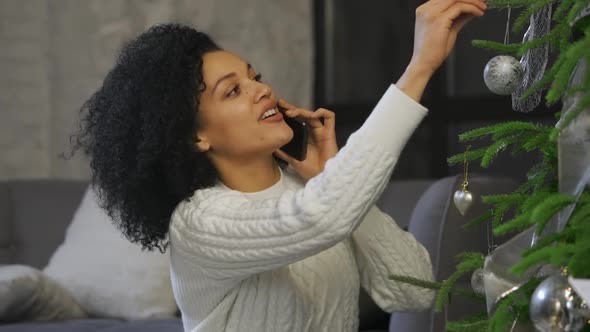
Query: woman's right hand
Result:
<box><xmin>273</xmin><ymin>99</ymin><xmax>338</xmax><ymax>181</ymax></box>
<box><xmin>411</xmin><ymin>0</ymin><xmax>486</xmax><ymax>75</ymax></box>
<box><xmin>397</xmin><ymin>0</ymin><xmax>486</xmax><ymax>102</ymax></box>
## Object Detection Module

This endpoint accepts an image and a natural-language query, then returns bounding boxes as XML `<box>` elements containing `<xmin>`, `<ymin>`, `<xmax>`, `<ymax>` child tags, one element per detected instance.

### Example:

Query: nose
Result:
<box><xmin>253</xmin><ymin>81</ymin><xmax>272</xmax><ymax>104</ymax></box>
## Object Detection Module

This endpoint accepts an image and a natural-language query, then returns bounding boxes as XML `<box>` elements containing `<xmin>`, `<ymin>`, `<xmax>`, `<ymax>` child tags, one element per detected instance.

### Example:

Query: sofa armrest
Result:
<box><xmin>0</xmin><ymin>180</ymin><xmax>88</xmax><ymax>269</ymax></box>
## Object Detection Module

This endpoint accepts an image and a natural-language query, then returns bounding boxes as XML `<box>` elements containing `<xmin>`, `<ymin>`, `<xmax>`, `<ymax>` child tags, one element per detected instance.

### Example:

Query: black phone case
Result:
<box><xmin>278</xmin><ymin>106</ymin><xmax>308</xmax><ymax>161</ymax></box>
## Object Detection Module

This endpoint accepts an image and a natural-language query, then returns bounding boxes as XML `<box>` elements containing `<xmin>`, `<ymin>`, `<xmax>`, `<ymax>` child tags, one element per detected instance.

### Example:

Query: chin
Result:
<box><xmin>282</xmin><ymin>125</ymin><xmax>294</xmax><ymax>143</ymax></box>
<box><xmin>271</xmin><ymin>126</ymin><xmax>294</xmax><ymax>149</ymax></box>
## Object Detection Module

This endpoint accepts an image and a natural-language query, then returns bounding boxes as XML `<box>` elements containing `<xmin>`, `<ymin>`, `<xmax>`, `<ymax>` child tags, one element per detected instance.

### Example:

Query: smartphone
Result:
<box><xmin>278</xmin><ymin>105</ymin><xmax>308</xmax><ymax>161</ymax></box>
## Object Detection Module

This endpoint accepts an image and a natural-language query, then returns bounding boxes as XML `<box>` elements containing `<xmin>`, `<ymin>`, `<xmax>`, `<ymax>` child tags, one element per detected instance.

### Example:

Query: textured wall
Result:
<box><xmin>0</xmin><ymin>0</ymin><xmax>313</xmax><ymax>180</ymax></box>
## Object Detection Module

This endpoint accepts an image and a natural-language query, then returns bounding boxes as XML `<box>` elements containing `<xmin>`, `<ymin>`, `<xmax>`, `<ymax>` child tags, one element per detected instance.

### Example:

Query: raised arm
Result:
<box><xmin>170</xmin><ymin>0</ymin><xmax>487</xmax><ymax>281</ymax></box>
<box><xmin>170</xmin><ymin>85</ymin><xmax>427</xmax><ymax>280</ymax></box>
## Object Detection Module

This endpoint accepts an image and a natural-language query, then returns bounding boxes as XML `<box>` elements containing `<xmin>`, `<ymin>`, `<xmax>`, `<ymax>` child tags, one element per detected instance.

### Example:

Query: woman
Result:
<box><xmin>71</xmin><ymin>0</ymin><xmax>486</xmax><ymax>330</ymax></box>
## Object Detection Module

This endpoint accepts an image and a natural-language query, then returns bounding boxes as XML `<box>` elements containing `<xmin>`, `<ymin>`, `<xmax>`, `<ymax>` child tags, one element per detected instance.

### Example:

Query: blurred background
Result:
<box><xmin>0</xmin><ymin>0</ymin><xmax>556</xmax><ymax>181</ymax></box>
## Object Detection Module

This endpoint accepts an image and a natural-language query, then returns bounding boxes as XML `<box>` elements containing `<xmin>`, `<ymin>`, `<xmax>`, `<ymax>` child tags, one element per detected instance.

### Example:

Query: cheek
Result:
<box><xmin>286</xmin><ymin>125</ymin><xmax>295</xmax><ymax>142</ymax></box>
<box><xmin>272</xmin><ymin>123</ymin><xmax>294</xmax><ymax>144</ymax></box>
<box><xmin>211</xmin><ymin>118</ymin><xmax>256</xmax><ymax>148</ymax></box>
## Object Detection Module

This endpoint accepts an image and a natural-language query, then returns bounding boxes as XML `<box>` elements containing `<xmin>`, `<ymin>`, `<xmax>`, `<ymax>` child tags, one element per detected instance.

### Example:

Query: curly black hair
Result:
<box><xmin>68</xmin><ymin>24</ymin><xmax>221</xmax><ymax>252</ymax></box>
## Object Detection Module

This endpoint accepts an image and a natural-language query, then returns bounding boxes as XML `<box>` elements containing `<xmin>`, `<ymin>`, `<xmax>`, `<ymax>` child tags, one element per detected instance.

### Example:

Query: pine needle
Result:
<box><xmin>463</xmin><ymin>210</ymin><xmax>494</xmax><ymax>229</ymax></box>
<box><xmin>513</xmin><ymin>0</ymin><xmax>554</xmax><ymax>33</ymax></box>
<box><xmin>472</xmin><ymin>40</ymin><xmax>521</xmax><ymax>54</ymax></box>
<box><xmin>387</xmin><ymin>275</ymin><xmax>442</xmax><ymax>290</ymax></box>
<box><xmin>435</xmin><ymin>253</ymin><xmax>484</xmax><ymax>312</ymax></box>
<box><xmin>530</xmin><ymin>194</ymin><xmax>576</xmax><ymax>233</ymax></box>
<box><xmin>447</xmin><ymin>313</ymin><xmax>489</xmax><ymax>332</ymax></box>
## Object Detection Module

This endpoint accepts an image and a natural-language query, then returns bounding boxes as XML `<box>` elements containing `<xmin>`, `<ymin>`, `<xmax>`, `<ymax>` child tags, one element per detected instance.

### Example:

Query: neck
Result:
<box><xmin>213</xmin><ymin>155</ymin><xmax>281</xmax><ymax>193</ymax></box>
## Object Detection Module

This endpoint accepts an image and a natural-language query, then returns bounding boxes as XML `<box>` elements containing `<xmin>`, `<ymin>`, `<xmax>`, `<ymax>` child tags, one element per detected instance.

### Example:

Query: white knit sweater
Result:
<box><xmin>169</xmin><ymin>84</ymin><xmax>435</xmax><ymax>332</ymax></box>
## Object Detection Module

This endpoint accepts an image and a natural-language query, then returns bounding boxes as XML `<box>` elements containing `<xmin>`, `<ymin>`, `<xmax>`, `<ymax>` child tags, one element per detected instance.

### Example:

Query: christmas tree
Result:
<box><xmin>389</xmin><ymin>0</ymin><xmax>590</xmax><ymax>330</ymax></box>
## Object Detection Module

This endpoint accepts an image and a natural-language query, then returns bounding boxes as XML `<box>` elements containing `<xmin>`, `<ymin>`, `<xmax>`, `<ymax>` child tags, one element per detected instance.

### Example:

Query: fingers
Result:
<box><xmin>311</xmin><ymin>108</ymin><xmax>335</xmax><ymax>131</ymax></box>
<box><xmin>280</xmin><ymin>106</ymin><xmax>332</xmax><ymax>129</ymax></box>
<box><xmin>277</xmin><ymin>99</ymin><xmax>319</xmax><ymax>126</ymax></box>
<box><xmin>278</xmin><ymin>98</ymin><xmax>297</xmax><ymax>110</ymax></box>
<box><xmin>417</xmin><ymin>0</ymin><xmax>485</xmax><ymax>24</ymax></box>
<box><xmin>452</xmin><ymin>13</ymin><xmax>476</xmax><ymax>32</ymax></box>
<box><xmin>427</xmin><ymin>0</ymin><xmax>486</xmax><ymax>13</ymax></box>
<box><xmin>444</xmin><ymin>2</ymin><xmax>485</xmax><ymax>24</ymax></box>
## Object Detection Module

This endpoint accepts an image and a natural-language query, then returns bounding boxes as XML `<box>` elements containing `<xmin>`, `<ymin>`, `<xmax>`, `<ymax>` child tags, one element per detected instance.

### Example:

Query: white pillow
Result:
<box><xmin>43</xmin><ymin>186</ymin><xmax>177</xmax><ymax>319</ymax></box>
<box><xmin>0</xmin><ymin>265</ymin><xmax>87</xmax><ymax>321</ymax></box>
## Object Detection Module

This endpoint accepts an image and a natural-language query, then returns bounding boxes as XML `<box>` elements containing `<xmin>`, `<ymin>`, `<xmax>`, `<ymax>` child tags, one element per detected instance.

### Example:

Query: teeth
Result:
<box><xmin>261</xmin><ymin>108</ymin><xmax>278</xmax><ymax>120</ymax></box>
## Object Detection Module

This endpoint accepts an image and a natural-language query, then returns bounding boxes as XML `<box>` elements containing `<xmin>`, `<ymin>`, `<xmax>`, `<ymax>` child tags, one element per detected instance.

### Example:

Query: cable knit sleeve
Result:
<box><xmin>169</xmin><ymin>84</ymin><xmax>428</xmax><ymax>280</ymax></box>
<box><xmin>351</xmin><ymin>206</ymin><xmax>436</xmax><ymax>312</ymax></box>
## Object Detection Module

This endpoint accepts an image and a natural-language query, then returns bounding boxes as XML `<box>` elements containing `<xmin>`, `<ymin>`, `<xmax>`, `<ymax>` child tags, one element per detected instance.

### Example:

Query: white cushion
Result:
<box><xmin>0</xmin><ymin>265</ymin><xmax>87</xmax><ymax>321</ymax></box>
<box><xmin>43</xmin><ymin>187</ymin><xmax>177</xmax><ymax>319</ymax></box>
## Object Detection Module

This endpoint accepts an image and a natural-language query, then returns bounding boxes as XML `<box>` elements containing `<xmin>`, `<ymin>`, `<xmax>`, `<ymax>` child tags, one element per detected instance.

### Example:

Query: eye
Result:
<box><xmin>227</xmin><ymin>85</ymin><xmax>240</xmax><ymax>97</ymax></box>
<box><xmin>253</xmin><ymin>73</ymin><xmax>262</xmax><ymax>82</ymax></box>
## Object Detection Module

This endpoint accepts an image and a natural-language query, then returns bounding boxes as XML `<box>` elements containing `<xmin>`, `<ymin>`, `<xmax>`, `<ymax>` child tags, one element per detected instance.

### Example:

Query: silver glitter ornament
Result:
<box><xmin>483</xmin><ymin>55</ymin><xmax>524</xmax><ymax>95</ymax></box>
<box><xmin>471</xmin><ymin>268</ymin><xmax>485</xmax><ymax>295</ymax></box>
<box><xmin>530</xmin><ymin>272</ymin><xmax>589</xmax><ymax>332</ymax></box>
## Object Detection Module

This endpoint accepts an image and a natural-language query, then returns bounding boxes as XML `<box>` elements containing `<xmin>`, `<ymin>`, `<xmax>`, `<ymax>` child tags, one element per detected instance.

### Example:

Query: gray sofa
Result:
<box><xmin>0</xmin><ymin>175</ymin><xmax>518</xmax><ymax>331</ymax></box>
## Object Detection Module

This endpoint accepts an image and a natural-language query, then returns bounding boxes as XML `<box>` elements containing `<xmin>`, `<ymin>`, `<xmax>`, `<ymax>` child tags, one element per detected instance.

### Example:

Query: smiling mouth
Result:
<box><xmin>260</xmin><ymin>107</ymin><xmax>279</xmax><ymax>120</ymax></box>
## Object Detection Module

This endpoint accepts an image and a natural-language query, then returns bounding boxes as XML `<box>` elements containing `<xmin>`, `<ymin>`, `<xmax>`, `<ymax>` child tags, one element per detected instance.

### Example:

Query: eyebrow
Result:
<box><xmin>212</xmin><ymin>63</ymin><xmax>252</xmax><ymax>95</ymax></box>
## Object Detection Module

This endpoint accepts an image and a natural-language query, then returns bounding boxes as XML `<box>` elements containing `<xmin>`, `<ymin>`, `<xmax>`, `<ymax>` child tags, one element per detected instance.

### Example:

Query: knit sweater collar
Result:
<box><xmin>216</xmin><ymin>166</ymin><xmax>286</xmax><ymax>200</ymax></box>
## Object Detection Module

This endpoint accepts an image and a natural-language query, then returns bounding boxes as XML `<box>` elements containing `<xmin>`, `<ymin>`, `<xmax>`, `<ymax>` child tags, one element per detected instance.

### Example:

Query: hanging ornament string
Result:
<box><xmin>461</xmin><ymin>145</ymin><xmax>471</xmax><ymax>194</ymax></box>
<box><xmin>463</xmin><ymin>147</ymin><xmax>468</xmax><ymax>182</ymax></box>
<box><xmin>509</xmin><ymin>312</ymin><xmax>520</xmax><ymax>332</ymax></box>
<box><xmin>504</xmin><ymin>7</ymin><xmax>511</xmax><ymax>45</ymax></box>
<box><xmin>488</xmin><ymin>210</ymin><xmax>497</xmax><ymax>254</ymax></box>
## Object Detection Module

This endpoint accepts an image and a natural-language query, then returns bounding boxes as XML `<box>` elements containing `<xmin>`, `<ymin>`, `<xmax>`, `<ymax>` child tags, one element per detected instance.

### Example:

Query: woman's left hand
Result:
<box><xmin>273</xmin><ymin>99</ymin><xmax>338</xmax><ymax>181</ymax></box>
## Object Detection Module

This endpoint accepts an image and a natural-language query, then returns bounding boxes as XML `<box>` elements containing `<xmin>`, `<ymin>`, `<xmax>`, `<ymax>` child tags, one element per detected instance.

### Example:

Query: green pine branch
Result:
<box><xmin>436</xmin><ymin>252</ymin><xmax>485</xmax><ymax>312</ymax></box>
<box><xmin>394</xmin><ymin>1</ymin><xmax>590</xmax><ymax>330</ymax></box>
<box><xmin>567</xmin><ymin>197</ymin><xmax>590</xmax><ymax>227</ymax></box>
<box><xmin>482</xmin><ymin>193</ymin><xmax>527</xmax><ymax>226</ymax></box>
<box><xmin>513</xmin><ymin>0</ymin><xmax>554</xmax><ymax>33</ymax></box>
<box><xmin>553</xmin><ymin>0</ymin><xmax>578</xmax><ymax>22</ymax></box>
<box><xmin>447</xmin><ymin>147</ymin><xmax>488</xmax><ymax>166</ymax></box>
<box><xmin>546</xmin><ymin>33</ymin><xmax>590</xmax><ymax>104</ymax></box>
<box><xmin>550</xmin><ymin>88</ymin><xmax>590</xmax><ymax>141</ymax></box>
<box><xmin>482</xmin><ymin>138</ymin><xmax>519</xmax><ymax>167</ymax></box>
<box><xmin>511</xmin><ymin>243</ymin><xmax>575</xmax><ymax>275</ymax></box>
<box><xmin>457</xmin><ymin>122</ymin><xmax>539</xmax><ymax>142</ymax></box>
<box><xmin>488</xmin><ymin>0</ymin><xmax>535</xmax><ymax>8</ymax></box>
<box><xmin>522</xmin><ymin>227</ymin><xmax>576</xmax><ymax>257</ymax></box>
<box><xmin>446</xmin><ymin>313</ymin><xmax>489</xmax><ymax>332</ymax></box>
<box><xmin>463</xmin><ymin>209</ymin><xmax>494</xmax><ymax>229</ymax></box>
<box><xmin>519</xmin><ymin>54</ymin><xmax>565</xmax><ymax>100</ymax></box>
<box><xmin>472</xmin><ymin>40</ymin><xmax>521</xmax><ymax>54</ymax></box>
<box><xmin>510</xmin><ymin>196</ymin><xmax>589</xmax><ymax>275</ymax></box>
<box><xmin>489</xmin><ymin>278</ymin><xmax>541</xmax><ymax>332</ymax></box>
<box><xmin>569</xmin><ymin>247</ymin><xmax>590</xmax><ymax>277</ymax></box>
<box><xmin>517</xmin><ymin>161</ymin><xmax>552</xmax><ymax>193</ymax></box>
<box><xmin>530</xmin><ymin>193</ymin><xmax>576</xmax><ymax>233</ymax></box>
<box><xmin>387</xmin><ymin>274</ymin><xmax>443</xmax><ymax>290</ymax></box>
<box><xmin>493</xmin><ymin>191</ymin><xmax>553</xmax><ymax>235</ymax></box>
<box><xmin>566</xmin><ymin>0</ymin><xmax>590</xmax><ymax>23</ymax></box>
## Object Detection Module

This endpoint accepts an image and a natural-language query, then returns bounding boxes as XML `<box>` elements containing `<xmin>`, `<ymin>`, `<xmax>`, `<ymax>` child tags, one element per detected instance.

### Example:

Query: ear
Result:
<box><xmin>195</xmin><ymin>136</ymin><xmax>210</xmax><ymax>153</ymax></box>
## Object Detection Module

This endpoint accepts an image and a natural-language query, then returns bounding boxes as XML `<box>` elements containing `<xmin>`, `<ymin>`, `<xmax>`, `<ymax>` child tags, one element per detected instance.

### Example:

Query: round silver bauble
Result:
<box><xmin>471</xmin><ymin>268</ymin><xmax>485</xmax><ymax>295</ymax></box>
<box><xmin>483</xmin><ymin>55</ymin><xmax>524</xmax><ymax>95</ymax></box>
<box><xmin>529</xmin><ymin>273</ymin><xmax>589</xmax><ymax>332</ymax></box>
